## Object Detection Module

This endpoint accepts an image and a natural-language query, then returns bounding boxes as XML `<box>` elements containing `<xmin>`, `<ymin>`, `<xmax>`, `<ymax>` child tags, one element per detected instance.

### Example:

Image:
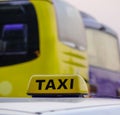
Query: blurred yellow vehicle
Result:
<box><xmin>0</xmin><ymin>0</ymin><xmax>88</xmax><ymax>97</ymax></box>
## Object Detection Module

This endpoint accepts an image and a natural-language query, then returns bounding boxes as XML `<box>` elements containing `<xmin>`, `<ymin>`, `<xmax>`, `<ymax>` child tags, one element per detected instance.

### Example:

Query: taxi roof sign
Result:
<box><xmin>27</xmin><ymin>75</ymin><xmax>88</xmax><ymax>97</ymax></box>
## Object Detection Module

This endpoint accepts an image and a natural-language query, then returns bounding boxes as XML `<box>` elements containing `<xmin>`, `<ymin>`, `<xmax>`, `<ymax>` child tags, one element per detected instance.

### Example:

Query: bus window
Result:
<box><xmin>53</xmin><ymin>0</ymin><xmax>86</xmax><ymax>50</ymax></box>
<box><xmin>2</xmin><ymin>24</ymin><xmax>27</xmax><ymax>53</ymax></box>
<box><xmin>87</xmin><ymin>29</ymin><xmax>120</xmax><ymax>71</ymax></box>
<box><xmin>0</xmin><ymin>2</ymin><xmax>39</xmax><ymax>66</ymax></box>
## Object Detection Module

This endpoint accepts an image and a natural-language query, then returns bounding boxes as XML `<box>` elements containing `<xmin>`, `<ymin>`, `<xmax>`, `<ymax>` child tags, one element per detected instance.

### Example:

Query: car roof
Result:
<box><xmin>0</xmin><ymin>98</ymin><xmax>120</xmax><ymax>114</ymax></box>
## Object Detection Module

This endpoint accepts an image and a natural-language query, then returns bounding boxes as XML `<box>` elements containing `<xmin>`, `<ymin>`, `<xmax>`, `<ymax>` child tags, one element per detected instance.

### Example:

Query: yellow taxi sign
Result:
<box><xmin>27</xmin><ymin>75</ymin><xmax>88</xmax><ymax>97</ymax></box>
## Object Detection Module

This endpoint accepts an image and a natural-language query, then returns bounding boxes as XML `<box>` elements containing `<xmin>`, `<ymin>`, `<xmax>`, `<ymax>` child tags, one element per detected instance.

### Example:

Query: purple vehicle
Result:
<box><xmin>81</xmin><ymin>12</ymin><xmax>120</xmax><ymax>98</ymax></box>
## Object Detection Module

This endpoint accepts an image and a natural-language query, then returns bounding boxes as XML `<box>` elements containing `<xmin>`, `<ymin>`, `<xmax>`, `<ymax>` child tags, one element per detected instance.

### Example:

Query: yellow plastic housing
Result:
<box><xmin>27</xmin><ymin>75</ymin><xmax>88</xmax><ymax>97</ymax></box>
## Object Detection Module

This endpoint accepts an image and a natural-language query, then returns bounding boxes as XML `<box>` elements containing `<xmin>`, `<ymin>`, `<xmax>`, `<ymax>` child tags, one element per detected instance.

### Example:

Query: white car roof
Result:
<box><xmin>0</xmin><ymin>98</ymin><xmax>120</xmax><ymax>114</ymax></box>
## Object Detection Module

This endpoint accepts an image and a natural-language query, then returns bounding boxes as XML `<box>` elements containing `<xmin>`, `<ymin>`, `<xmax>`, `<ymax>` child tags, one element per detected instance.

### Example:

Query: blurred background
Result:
<box><xmin>65</xmin><ymin>0</ymin><xmax>120</xmax><ymax>39</ymax></box>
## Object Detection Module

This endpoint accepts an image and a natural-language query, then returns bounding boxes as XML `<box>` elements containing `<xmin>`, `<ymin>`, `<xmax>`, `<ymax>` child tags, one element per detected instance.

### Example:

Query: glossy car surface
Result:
<box><xmin>0</xmin><ymin>98</ymin><xmax>120</xmax><ymax>115</ymax></box>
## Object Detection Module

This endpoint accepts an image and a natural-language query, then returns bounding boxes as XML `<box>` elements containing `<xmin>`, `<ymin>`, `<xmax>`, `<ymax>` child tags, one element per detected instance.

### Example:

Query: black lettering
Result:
<box><xmin>57</xmin><ymin>79</ymin><xmax>67</xmax><ymax>89</ymax></box>
<box><xmin>36</xmin><ymin>80</ymin><xmax>45</xmax><ymax>90</ymax></box>
<box><xmin>45</xmin><ymin>80</ymin><xmax>56</xmax><ymax>90</ymax></box>
<box><xmin>70</xmin><ymin>79</ymin><xmax>74</xmax><ymax>89</ymax></box>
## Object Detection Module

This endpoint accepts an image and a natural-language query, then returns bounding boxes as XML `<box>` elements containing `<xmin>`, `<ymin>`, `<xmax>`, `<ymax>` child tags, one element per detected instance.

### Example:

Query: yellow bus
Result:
<box><xmin>0</xmin><ymin>0</ymin><xmax>88</xmax><ymax>97</ymax></box>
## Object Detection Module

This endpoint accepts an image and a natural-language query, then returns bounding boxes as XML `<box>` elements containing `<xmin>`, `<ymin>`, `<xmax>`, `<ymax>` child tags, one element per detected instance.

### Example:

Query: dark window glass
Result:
<box><xmin>1</xmin><ymin>24</ymin><xmax>27</xmax><ymax>54</ymax></box>
<box><xmin>0</xmin><ymin>1</ymin><xmax>39</xmax><ymax>66</ymax></box>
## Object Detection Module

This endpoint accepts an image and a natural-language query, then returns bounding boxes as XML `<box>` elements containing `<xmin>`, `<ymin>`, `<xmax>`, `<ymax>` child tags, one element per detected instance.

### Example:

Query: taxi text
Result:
<box><xmin>36</xmin><ymin>79</ymin><xmax>74</xmax><ymax>90</ymax></box>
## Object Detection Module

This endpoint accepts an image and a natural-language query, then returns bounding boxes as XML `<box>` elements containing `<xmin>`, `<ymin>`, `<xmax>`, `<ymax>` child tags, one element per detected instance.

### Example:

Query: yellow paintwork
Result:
<box><xmin>27</xmin><ymin>75</ymin><xmax>88</xmax><ymax>95</ymax></box>
<box><xmin>0</xmin><ymin>0</ymin><xmax>88</xmax><ymax>97</ymax></box>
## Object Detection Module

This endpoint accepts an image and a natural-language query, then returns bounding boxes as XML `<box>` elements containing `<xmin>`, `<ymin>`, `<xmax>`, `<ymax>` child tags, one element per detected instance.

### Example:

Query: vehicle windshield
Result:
<box><xmin>0</xmin><ymin>24</ymin><xmax>27</xmax><ymax>54</ymax></box>
<box><xmin>0</xmin><ymin>1</ymin><xmax>39</xmax><ymax>66</ymax></box>
<box><xmin>53</xmin><ymin>0</ymin><xmax>86</xmax><ymax>50</ymax></box>
<box><xmin>87</xmin><ymin>29</ymin><xmax>120</xmax><ymax>71</ymax></box>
